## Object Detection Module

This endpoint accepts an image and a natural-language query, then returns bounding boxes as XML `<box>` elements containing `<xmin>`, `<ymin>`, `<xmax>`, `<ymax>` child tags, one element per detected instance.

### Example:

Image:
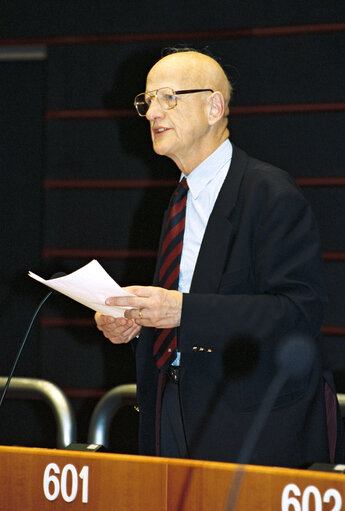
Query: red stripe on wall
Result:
<box><xmin>296</xmin><ymin>177</ymin><xmax>345</xmax><ymax>187</ymax></box>
<box><xmin>45</xmin><ymin>102</ymin><xmax>345</xmax><ymax>120</ymax></box>
<box><xmin>1</xmin><ymin>22</ymin><xmax>345</xmax><ymax>47</ymax></box>
<box><xmin>43</xmin><ymin>177</ymin><xmax>345</xmax><ymax>189</ymax></box>
<box><xmin>230</xmin><ymin>102</ymin><xmax>345</xmax><ymax>115</ymax></box>
<box><xmin>322</xmin><ymin>325</ymin><xmax>345</xmax><ymax>337</ymax></box>
<box><xmin>323</xmin><ymin>251</ymin><xmax>345</xmax><ymax>261</ymax></box>
<box><xmin>40</xmin><ymin>316</ymin><xmax>345</xmax><ymax>338</ymax></box>
<box><xmin>41</xmin><ymin>248</ymin><xmax>345</xmax><ymax>261</ymax></box>
<box><xmin>40</xmin><ymin>317</ymin><xmax>94</xmax><ymax>328</ymax></box>
<box><xmin>44</xmin><ymin>179</ymin><xmax>177</xmax><ymax>189</ymax></box>
<box><xmin>42</xmin><ymin>248</ymin><xmax>158</xmax><ymax>259</ymax></box>
<box><xmin>45</xmin><ymin>109</ymin><xmax>135</xmax><ymax>119</ymax></box>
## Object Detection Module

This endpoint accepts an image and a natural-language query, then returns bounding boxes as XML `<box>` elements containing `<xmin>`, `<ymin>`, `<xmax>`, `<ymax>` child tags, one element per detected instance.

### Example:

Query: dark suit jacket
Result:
<box><xmin>135</xmin><ymin>145</ymin><xmax>345</xmax><ymax>467</ymax></box>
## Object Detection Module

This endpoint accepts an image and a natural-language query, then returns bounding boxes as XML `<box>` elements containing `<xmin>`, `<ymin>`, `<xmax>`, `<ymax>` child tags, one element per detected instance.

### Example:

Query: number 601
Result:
<box><xmin>43</xmin><ymin>463</ymin><xmax>89</xmax><ymax>503</ymax></box>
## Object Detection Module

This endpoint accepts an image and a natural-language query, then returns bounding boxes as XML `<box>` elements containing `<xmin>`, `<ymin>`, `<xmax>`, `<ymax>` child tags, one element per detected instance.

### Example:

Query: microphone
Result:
<box><xmin>0</xmin><ymin>271</ymin><xmax>66</xmax><ymax>409</ymax></box>
<box><xmin>237</xmin><ymin>333</ymin><xmax>316</xmax><ymax>465</ymax></box>
<box><xmin>224</xmin><ymin>334</ymin><xmax>316</xmax><ymax>511</ymax></box>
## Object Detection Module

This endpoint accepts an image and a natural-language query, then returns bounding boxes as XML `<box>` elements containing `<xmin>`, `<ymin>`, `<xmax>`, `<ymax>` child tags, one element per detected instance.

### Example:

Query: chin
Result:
<box><xmin>152</xmin><ymin>141</ymin><xmax>170</xmax><ymax>156</ymax></box>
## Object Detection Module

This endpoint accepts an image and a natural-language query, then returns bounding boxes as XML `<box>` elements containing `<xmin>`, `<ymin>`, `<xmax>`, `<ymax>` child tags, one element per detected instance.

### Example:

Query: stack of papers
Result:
<box><xmin>28</xmin><ymin>259</ymin><xmax>135</xmax><ymax>318</ymax></box>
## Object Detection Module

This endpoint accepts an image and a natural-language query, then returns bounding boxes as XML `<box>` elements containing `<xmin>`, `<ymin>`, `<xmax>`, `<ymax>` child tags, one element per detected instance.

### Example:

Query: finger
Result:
<box><xmin>124</xmin><ymin>286</ymin><xmax>160</xmax><ymax>299</ymax></box>
<box><xmin>114</xmin><ymin>317</ymin><xmax>132</xmax><ymax>326</ymax></box>
<box><xmin>95</xmin><ymin>313</ymin><xmax>115</xmax><ymax>328</ymax></box>
<box><xmin>112</xmin><ymin>318</ymin><xmax>137</xmax><ymax>334</ymax></box>
<box><xmin>96</xmin><ymin>313</ymin><xmax>133</xmax><ymax>331</ymax></box>
<box><xmin>105</xmin><ymin>296</ymin><xmax>140</xmax><ymax>308</ymax></box>
<box><xmin>122</xmin><ymin>285</ymin><xmax>153</xmax><ymax>296</ymax></box>
<box><xmin>108</xmin><ymin>323</ymin><xmax>142</xmax><ymax>345</ymax></box>
<box><xmin>101</xmin><ymin>320</ymin><xmax>135</xmax><ymax>341</ymax></box>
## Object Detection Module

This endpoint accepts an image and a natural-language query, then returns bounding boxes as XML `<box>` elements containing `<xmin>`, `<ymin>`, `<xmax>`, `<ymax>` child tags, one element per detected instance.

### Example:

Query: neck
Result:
<box><xmin>174</xmin><ymin>128</ymin><xmax>229</xmax><ymax>175</ymax></box>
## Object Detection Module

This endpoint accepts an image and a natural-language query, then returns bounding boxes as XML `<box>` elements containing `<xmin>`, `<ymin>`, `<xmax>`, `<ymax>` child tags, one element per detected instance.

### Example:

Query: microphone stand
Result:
<box><xmin>223</xmin><ymin>334</ymin><xmax>317</xmax><ymax>511</ymax></box>
<box><xmin>0</xmin><ymin>289</ymin><xmax>53</xmax><ymax>409</ymax></box>
<box><xmin>224</xmin><ymin>371</ymin><xmax>287</xmax><ymax>511</ymax></box>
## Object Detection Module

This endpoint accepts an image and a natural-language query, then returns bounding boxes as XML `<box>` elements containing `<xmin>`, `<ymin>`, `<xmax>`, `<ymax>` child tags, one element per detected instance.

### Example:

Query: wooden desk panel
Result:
<box><xmin>0</xmin><ymin>446</ymin><xmax>344</xmax><ymax>510</ymax></box>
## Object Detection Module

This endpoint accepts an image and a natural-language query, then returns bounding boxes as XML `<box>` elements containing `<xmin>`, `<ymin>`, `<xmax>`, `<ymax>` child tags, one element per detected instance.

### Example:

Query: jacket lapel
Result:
<box><xmin>189</xmin><ymin>145</ymin><xmax>249</xmax><ymax>293</ymax></box>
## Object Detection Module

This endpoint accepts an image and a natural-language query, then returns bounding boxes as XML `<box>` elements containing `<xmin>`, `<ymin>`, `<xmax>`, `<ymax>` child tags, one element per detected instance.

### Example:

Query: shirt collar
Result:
<box><xmin>182</xmin><ymin>139</ymin><xmax>232</xmax><ymax>199</ymax></box>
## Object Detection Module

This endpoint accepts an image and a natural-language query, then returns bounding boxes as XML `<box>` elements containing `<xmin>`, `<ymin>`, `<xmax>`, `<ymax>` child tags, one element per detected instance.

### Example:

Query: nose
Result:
<box><xmin>145</xmin><ymin>96</ymin><xmax>165</xmax><ymax>121</ymax></box>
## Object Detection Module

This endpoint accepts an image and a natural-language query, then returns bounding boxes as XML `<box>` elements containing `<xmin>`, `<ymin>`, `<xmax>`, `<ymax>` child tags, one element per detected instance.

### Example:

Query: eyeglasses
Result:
<box><xmin>134</xmin><ymin>86</ymin><xmax>214</xmax><ymax>116</ymax></box>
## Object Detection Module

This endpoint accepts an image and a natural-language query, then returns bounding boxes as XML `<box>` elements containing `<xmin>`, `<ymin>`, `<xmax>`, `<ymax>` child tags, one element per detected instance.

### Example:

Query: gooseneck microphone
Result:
<box><xmin>0</xmin><ymin>271</ymin><xmax>65</xmax><ymax>409</ymax></box>
<box><xmin>224</xmin><ymin>334</ymin><xmax>317</xmax><ymax>511</ymax></box>
<box><xmin>238</xmin><ymin>334</ymin><xmax>316</xmax><ymax>465</ymax></box>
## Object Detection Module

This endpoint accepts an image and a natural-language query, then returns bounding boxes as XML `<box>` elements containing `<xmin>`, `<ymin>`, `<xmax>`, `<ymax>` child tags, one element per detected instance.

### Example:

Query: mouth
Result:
<box><xmin>152</xmin><ymin>127</ymin><xmax>170</xmax><ymax>136</ymax></box>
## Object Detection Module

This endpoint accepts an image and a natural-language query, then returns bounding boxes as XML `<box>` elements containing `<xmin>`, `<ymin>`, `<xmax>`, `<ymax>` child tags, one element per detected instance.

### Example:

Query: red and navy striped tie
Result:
<box><xmin>153</xmin><ymin>177</ymin><xmax>189</xmax><ymax>370</ymax></box>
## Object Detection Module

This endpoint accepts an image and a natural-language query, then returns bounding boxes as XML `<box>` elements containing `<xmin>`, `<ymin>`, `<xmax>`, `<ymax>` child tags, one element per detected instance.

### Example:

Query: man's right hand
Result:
<box><xmin>94</xmin><ymin>312</ymin><xmax>141</xmax><ymax>344</ymax></box>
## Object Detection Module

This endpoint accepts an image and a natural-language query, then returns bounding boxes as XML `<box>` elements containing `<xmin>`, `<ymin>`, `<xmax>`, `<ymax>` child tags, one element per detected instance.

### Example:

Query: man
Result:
<box><xmin>95</xmin><ymin>49</ymin><xmax>344</xmax><ymax>467</ymax></box>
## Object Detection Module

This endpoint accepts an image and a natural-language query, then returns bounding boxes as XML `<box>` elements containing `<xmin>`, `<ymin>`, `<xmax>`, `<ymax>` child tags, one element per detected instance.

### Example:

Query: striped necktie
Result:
<box><xmin>153</xmin><ymin>177</ymin><xmax>189</xmax><ymax>370</ymax></box>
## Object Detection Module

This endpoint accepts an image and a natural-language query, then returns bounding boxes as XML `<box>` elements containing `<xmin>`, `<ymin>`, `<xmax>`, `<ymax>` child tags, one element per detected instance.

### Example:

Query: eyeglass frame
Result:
<box><xmin>134</xmin><ymin>87</ymin><xmax>214</xmax><ymax>117</ymax></box>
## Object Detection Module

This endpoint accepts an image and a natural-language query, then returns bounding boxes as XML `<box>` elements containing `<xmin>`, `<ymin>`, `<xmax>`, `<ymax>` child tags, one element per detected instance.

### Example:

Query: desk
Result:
<box><xmin>0</xmin><ymin>445</ymin><xmax>343</xmax><ymax>510</ymax></box>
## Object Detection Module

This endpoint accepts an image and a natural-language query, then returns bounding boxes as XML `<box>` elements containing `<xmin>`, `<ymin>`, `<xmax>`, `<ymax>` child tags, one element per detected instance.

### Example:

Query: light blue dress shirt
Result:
<box><xmin>172</xmin><ymin>139</ymin><xmax>233</xmax><ymax>365</ymax></box>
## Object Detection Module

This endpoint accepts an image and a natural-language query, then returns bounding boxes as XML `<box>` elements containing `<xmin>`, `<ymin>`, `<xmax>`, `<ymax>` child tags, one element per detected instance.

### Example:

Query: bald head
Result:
<box><xmin>148</xmin><ymin>51</ymin><xmax>231</xmax><ymax>115</ymax></box>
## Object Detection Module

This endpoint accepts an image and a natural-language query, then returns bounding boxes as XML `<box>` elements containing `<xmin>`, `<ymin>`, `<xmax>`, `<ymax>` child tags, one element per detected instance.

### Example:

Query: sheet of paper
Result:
<box><xmin>28</xmin><ymin>259</ymin><xmax>135</xmax><ymax>318</ymax></box>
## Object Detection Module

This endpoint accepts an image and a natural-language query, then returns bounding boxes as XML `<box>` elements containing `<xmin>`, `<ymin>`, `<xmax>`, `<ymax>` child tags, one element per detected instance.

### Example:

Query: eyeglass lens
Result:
<box><xmin>135</xmin><ymin>88</ymin><xmax>175</xmax><ymax>115</ymax></box>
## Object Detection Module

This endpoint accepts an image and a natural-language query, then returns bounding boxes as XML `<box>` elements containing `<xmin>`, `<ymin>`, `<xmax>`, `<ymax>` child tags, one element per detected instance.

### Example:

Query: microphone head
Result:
<box><xmin>48</xmin><ymin>271</ymin><xmax>66</xmax><ymax>295</ymax></box>
<box><xmin>49</xmin><ymin>271</ymin><xmax>66</xmax><ymax>280</ymax></box>
<box><xmin>275</xmin><ymin>333</ymin><xmax>317</xmax><ymax>379</ymax></box>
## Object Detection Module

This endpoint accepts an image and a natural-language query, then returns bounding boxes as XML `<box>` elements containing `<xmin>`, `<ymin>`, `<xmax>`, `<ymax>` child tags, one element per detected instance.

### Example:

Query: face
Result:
<box><xmin>145</xmin><ymin>54</ymin><xmax>214</xmax><ymax>173</ymax></box>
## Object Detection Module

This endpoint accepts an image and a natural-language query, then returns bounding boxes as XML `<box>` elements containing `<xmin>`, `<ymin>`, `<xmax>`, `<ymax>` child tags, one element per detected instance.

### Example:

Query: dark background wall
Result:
<box><xmin>0</xmin><ymin>1</ymin><xmax>344</xmax><ymax>451</ymax></box>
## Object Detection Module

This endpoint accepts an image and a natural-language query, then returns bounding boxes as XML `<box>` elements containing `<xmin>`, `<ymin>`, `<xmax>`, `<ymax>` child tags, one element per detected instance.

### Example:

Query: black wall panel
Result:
<box><xmin>231</xmin><ymin>113</ymin><xmax>345</xmax><ymax>176</ymax></box>
<box><xmin>0</xmin><ymin>59</ymin><xmax>49</xmax><ymax>446</ymax></box>
<box><xmin>39</xmin><ymin>326</ymin><xmax>135</xmax><ymax>389</ymax></box>
<box><xmin>45</xmin><ymin>34</ymin><xmax>345</xmax><ymax>110</ymax></box>
<box><xmin>302</xmin><ymin>188</ymin><xmax>345</xmax><ymax>250</ymax></box>
<box><xmin>45</xmin><ymin>119</ymin><xmax>168</xmax><ymax>180</ymax></box>
<box><xmin>323</xmin><ymin>263</ymin><xmax>345</xmax><ymax>325</ymax></box>
<box><xmin>43</xmin><ymin>188</ymin><xmax>172</xmax><ymax>252</ymax></box>
<box><xmin>1</xmin><ymin>0</ymin><xmax>344</xmax><ymax>37</ymax></box>
<box><xmin>0</xmin><ymin>60</ymin><xmax>45</xmax><ymax>370</ymax></box>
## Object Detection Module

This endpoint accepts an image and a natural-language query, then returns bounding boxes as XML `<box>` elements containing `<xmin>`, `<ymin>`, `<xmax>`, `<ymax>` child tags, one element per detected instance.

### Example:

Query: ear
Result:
<box><xmin>207</xmin><ymin>92</ymin><xmax>225</xmax><ymax>125</ymax></box>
